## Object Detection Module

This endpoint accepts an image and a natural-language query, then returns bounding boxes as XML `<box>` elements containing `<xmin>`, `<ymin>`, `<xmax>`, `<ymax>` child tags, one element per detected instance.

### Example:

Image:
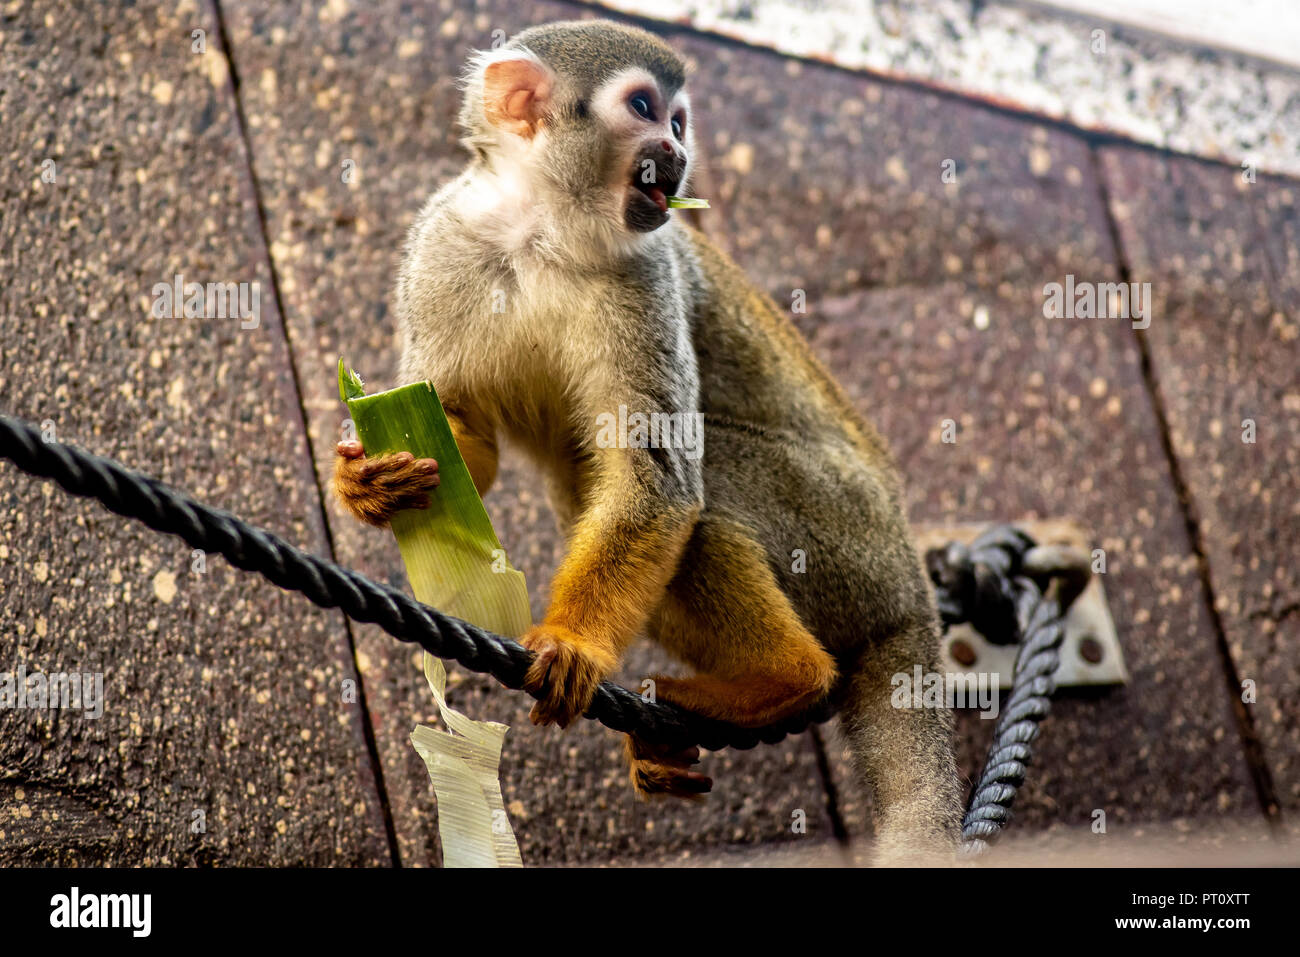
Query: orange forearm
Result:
<box><xmin>543</xmin><ymin>495</ymin><xmax>698</xmax><ymax>657</ymax></box>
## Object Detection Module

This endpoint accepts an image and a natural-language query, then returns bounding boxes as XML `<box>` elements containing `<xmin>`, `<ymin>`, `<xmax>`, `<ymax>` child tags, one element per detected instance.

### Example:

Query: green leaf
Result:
<box><xmin>339</xmin><ymin>365</ymin><xmax>531</xmax><ymax>639</ymax></box>
<box><xmin>667</xmin><ymin>196</ymin><xmax>710</xmax><ymax>209</ymax></box>
<box><xmin>338</xmin><ymin>357</ymin><xmax>367</xmax><ymax>402</ymax></box>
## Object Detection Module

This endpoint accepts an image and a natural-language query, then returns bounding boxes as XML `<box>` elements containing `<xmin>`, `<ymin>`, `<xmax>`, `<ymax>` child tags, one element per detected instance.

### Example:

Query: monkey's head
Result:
<box><xmin>459</xmin><ymin>20</ymin><xmax>694</xmax><ymax>237</ymax></box>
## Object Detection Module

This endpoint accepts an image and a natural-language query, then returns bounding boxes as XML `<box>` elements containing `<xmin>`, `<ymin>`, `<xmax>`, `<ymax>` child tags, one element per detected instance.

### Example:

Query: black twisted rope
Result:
<box><xmin>0</xmin><ymin>413</ymin><xmax>830</xmax><ymax>751</ymax></box>
<box><xmin>925</xmin><ymin>525</ymin><xmax>1086</xmax><ymax>854</ymax></box>
<box><xmin>0</xmin><ymin>412</ymin><xmax>1083</xmax><ymax>849</ymax></box>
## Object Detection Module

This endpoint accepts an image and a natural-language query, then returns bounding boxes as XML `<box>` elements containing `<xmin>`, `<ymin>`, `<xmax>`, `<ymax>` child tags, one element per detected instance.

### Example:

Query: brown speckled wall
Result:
<box><xmin>0</xmin><ymin>0</ymin><xmax>1293</xmax><ymax>867</ymax></box>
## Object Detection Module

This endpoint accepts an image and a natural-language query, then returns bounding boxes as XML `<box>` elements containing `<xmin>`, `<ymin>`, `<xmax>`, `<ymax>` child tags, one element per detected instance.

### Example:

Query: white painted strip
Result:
<box><xmin>594</xmin><ymin>0</ymin><xmax>1300</xmax><ymax>178</ymax></box>
<box><xmin>1024</xmin><ymin>0</ymin><xmax>1300</xmax><ymax>70</ymax></box>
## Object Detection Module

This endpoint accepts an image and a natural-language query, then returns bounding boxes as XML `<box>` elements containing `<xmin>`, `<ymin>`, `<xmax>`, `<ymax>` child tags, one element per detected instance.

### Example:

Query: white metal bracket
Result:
<box><xmin>915</xmin><ymin>519</ymin><xmax>1128</xmax><ymax>697</ymax></box>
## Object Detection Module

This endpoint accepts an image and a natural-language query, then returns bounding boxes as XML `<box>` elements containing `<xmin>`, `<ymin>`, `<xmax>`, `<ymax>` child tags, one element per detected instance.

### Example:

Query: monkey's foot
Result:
<box><xmin>625</xmin><ymin>735</ymin><xmax>712</xmax><ymax>800</ymax></box>
<box><xmin>333</xmin><ymin>440</ymin><xmax>439</xmax><ymax>527</ymax></box>
<box><xmin>520</xmin><ymin>624</ymin><xmax>616</xmax><ymax>728</ymax></box>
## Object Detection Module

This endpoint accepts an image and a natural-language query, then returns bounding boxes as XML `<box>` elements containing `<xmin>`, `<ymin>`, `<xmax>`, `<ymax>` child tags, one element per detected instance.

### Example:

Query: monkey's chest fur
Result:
<box><xmin>397</xmin><ymin>200</ymin><xmax>935</xmax><ymax>661</ymax></box>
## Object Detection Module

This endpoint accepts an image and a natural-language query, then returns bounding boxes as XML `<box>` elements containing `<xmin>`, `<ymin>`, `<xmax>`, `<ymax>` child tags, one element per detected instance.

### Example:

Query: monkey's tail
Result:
<box><xmin>838</xmin><ymin>620</ymin><xmax>965</xmax><ymax>864</ymax></box>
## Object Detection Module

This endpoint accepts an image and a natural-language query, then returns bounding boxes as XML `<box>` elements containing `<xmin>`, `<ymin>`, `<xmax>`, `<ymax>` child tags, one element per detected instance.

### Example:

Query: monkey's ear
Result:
<box><xmin>482</xmin><ymin>55</ymin><xmax>552</xmax><ymax>138</ymax></box>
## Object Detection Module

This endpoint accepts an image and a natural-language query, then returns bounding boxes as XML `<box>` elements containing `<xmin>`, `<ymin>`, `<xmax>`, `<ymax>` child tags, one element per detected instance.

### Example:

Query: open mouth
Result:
<box><xmin>629</xmin><ymin>170</ymin><xmax>680</xmax><ymax>215</ymax></box>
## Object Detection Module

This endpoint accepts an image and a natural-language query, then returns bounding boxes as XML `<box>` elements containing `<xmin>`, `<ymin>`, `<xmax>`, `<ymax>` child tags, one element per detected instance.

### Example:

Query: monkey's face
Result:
<box><xmin>587</xmin><ymin>68</ymin><xmax>693</xmax><ymax>233</ymax></box>
<box><xmin>468</xmin><ymin>25</ymin><xmax>693</xmax><ymax>238</ymax></box>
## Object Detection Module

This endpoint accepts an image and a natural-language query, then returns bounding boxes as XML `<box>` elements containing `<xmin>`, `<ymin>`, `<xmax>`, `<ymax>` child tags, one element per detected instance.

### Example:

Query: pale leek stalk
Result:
<box><xmin>338</xmin><ymin>360</ymin><xmax>531</xmax><ymax>638</ymax></box>
<box><xmin>339</xmin><ymin>359</ymin><xmax>528</xmax><ymax>867</ymax></box>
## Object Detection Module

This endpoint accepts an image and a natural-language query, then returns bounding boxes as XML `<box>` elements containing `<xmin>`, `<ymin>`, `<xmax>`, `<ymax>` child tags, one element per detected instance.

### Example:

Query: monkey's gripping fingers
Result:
<box><xmin>625</xmin><ymin>734</ymin><xmax>712</xmax><ymax>800</ymax></box>
<box><xmin>520</xmin><ymin>624</ymin><xmax>617</xmax><ymax>729</ymax></box>
<box><xmin>332</xmin><ymin>440</ymin><xmax>440</xmax><ymax>527</ymax></box>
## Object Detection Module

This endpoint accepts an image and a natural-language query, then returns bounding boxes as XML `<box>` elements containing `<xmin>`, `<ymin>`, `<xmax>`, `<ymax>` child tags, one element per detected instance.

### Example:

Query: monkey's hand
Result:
<box><xmin>332</xmin><ymin>440</ymin><xmax>440</xmax><ymax>527</ymax></box>
<box><xmin>520</xmin><ymin>624</ymin><xmax>618</xmax><ymax>728</ymax></box>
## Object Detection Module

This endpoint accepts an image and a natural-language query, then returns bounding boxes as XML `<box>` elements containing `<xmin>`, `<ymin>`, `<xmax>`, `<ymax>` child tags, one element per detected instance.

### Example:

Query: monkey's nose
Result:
<box><xmin>655</xmin><ymin>140</ymin><xmax>687</xmax><ymax>175</ymax></box>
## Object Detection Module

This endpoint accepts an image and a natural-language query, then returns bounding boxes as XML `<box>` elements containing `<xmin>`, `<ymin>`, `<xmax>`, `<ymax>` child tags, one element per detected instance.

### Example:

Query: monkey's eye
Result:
<box><xmin>671</xmin><ymin>113</ymin><xmax>685</xmax><ymax>140</ymax></box>
<box><xmin>629</xmin><ymin>93</ymin><xmax>654</xmax><ymax>121</ymax></box>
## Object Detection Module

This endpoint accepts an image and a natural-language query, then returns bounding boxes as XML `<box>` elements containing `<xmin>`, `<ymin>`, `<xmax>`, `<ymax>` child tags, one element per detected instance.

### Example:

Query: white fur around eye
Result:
<box><xmin>672</xmin><ymin>90</ymin><xmax>691</xmax><ymax>123</ymax></box>
<box><xmin>591</xmin><ymin>66</ymin><xmax>665</xmax><ymax>134</ymax></box>
<box><xmin>670</xmin><ymin>90</ymin><xmax>692</xmax><ymax>144</ymax></box>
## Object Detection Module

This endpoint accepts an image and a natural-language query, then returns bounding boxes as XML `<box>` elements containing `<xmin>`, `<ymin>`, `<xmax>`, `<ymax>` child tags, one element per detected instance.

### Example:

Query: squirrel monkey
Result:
<box><xmin>335</xmin><ymin>20</ymin><xmax>963</xmax><ymax>860</ymax></box>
